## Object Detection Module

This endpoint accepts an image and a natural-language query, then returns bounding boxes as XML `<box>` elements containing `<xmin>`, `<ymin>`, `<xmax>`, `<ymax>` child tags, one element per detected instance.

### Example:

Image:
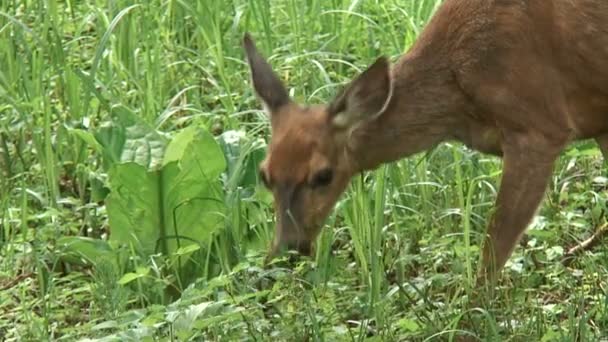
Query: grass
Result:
<box><xmin>1</xmin><ymin>0</ymin><xmax>607</xmax><ymax>340</ymax></box>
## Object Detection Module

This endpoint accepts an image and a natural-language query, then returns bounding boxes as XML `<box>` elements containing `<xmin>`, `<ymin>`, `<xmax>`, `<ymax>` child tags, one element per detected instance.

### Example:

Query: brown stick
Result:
<box><xmin>563</xmin><ymin>222</ymin><xmax>608</xmax><ymax>265</ymax></box>
<box><xmin>0</xmin><ymin>272</ymin><xmax>34</xmax><ymax>291</ymax></box>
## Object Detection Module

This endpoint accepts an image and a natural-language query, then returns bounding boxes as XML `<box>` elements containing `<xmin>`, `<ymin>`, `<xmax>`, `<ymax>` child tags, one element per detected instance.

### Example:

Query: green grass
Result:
<box><xmin>1</xmin><ymin>0</ymin><xmax>607</xmax><ymax>340</ymax></box>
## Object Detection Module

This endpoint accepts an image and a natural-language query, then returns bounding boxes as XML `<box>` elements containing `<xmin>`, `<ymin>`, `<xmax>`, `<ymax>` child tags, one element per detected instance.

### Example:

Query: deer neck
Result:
<box><xmin>345</xmin><ymin>58</ymin><xmax>468</xmax><ymax>172</ymax></box>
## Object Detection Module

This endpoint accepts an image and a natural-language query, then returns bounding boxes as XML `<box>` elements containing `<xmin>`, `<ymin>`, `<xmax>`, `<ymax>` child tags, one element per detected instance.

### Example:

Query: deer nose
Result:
<box><xmin>267</xmin><ymin>237</ymin><xmax>313</xmax><ymax>262</ymax></box>
<box><xmin>286</xmin><ymin>240</ymin><xmax>313</xmax><ymax>256</ymax></box>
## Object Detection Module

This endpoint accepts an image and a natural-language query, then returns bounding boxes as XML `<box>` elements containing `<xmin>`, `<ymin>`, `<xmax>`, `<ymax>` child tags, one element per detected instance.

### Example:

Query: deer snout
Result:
<box><xmin>266</xmin><ymin>228</ymin><xmax>314</xmax><ymax>262</ymax></box>
<box><xmin>286</xmin><ymin>239</ymin><xmax>313</xmax><ymax>256</ymax></box>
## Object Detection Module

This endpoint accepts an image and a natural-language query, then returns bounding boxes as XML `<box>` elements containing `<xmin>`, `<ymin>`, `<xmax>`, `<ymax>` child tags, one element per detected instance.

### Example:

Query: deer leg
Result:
<box><xmin>596</xmin><ymin>134</ymin><xmax>608</xmax><ymax>161</ymax></box>
<box><xmin>477</xmin><ymin>135</ymin><xmax>563</xmax><ymax>285</ymax></box>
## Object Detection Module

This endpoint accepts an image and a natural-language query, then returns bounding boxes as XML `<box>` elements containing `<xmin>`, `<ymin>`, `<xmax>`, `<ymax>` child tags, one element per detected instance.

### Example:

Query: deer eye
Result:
<box><xmin>310</xmin><ymin>168</ymin><xmax>333</xmax><ymax>188</ymax></box>
<box><xmin>259</xmin><ymin>169</ymin><xmax>271</xmax><ymax>188</ymax></box>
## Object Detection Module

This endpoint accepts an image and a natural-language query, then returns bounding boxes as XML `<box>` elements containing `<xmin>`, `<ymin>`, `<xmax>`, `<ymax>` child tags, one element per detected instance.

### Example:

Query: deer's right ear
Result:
<box><xmin>328</xmin><ymin>57</ymin><xmax>392</xmax><ymax>130</ymax></box>
<box><xmin>243</xmin><ymin>33</ymin><xmax>290</xmax><ymax>113</ymax></box>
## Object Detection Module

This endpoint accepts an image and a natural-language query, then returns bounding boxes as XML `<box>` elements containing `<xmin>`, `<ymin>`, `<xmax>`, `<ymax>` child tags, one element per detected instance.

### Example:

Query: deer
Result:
<box><xmin>242</xmin><ymin>0</ymin><xmax>608</xmax><ymax>285</ymax></box>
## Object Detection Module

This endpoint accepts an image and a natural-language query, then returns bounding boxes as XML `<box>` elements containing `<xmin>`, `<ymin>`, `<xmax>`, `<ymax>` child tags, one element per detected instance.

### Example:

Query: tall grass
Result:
<box><xmin>1</xmin><ymin>0</ymin><xmax>607</xmax><ymax>340</ymax></box>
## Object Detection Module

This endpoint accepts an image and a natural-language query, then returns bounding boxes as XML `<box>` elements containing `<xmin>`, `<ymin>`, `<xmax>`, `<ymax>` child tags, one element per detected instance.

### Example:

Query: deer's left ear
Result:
<box><xmin>243</xmin><ymin>33</ymin><xmax>290</xmax><ymax>113</ymax></box>
<box><xmin>328</xmin><ymin>57</ymin><xmax>393</xmax><ymax>129</ymax></box>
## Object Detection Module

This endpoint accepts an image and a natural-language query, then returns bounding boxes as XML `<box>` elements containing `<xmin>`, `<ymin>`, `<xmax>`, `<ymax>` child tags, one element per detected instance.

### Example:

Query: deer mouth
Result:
<box><xmin>286</xmin><ymin>240</ymin><xmax>313</xmax><ymax>256</ymax></box>
<box><xmin>266</xmin><ymin>236</ymin><xmax>314</xmax><ymax>263</ymax></box>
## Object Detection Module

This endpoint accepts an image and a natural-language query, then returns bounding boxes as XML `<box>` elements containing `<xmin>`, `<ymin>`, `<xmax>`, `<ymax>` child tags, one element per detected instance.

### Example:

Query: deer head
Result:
<box><xmin>243</xmin><ymin>33</ymin><xmax>393</xmax><ymax>259</ymax></box>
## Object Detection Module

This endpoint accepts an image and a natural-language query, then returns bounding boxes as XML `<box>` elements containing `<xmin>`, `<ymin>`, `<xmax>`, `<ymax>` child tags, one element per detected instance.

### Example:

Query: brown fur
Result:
<box><xmin>243</xmin><ymin>0</ymin><xmax>608</xmax><ymax>283</ymax></box>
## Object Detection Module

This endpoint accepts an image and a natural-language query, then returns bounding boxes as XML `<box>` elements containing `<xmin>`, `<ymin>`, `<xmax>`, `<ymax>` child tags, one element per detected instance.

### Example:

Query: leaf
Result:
<box><xmin>178</xmin><ymin>125</ymin><xmax>226</xmax><ymax>178</ymax></box>
<box><xmin>94</xmin><ymin>111</ymin><xmax>167</xmax><ymax>171</ymax></box>
<box><xmin>57</xmin><ymin>236</ymin><xmax>115</xmax><ymax>267</ymax></box>
<box><xmin>89</xmin><ymin>173</ymin><xmax>110</xmax><ymax>202</ymax></box>
<box><xmin>592</xmin><ymin>176</ymin><xmax>608</xmax><ymax>185</ymax></box>
<box><xmin>120</xmin><ymin>123</ymin><xmax>166</xmax><ymax>170</ymax></box>
<box><xmin>217</xmin><ymin>130</ymin><xmax>266</xmax><ymax>191</ymax></box>
<box><xmin>135</xmin><ymin>266</ymin><xmax>151</xmax><ymax>276</ymax></box>
<box><xmin>118</xmin><ymin>272</ymin><xmax>144</xmax><ymax>285</ymax></box>
<box><xmin>174</xmin><ymin>244</ymin><xmax>201</xmax><ymax>256</ymax></box>
<box><xmin>540</xmin><ymin>329</ymin><xmax>561</xmax><ymax>342</ymax></box>
<box><xmin>527</xmin><ymin>229</ymin><xmax>553</xmax><ymax>239</ymax></box>
<box><xmin>170</xmin><ymin>243</ymin><xmax>202</xmax><ymax>266</ymax></box>
<box><xmin>94</xmin><ymin>121</ymin><xmax>126</xmax><ymax>169</ymax></box>
<box><xmin>106</xmin><ymin>163</ymin><xmax>162</xmax><ymax>255</ymax></box>
<box><xmin>163</xmin><ymin>125</ymin><xmax>196</xmax><ymax>166</ymax></box>
<box><xmin>117</xmin><ymin>267</ymin><xmax>149</xmax><ymax>285</ymax></box>
<box><xmin>107</xmin><ymin>125</ymin><xmax>226</xmax><ymax>258</ymax></box>
<box><xmin>564</xmin><ymin>143</ymin><xmax>601</xmax><ymax>157</ymax></box>
<box><xmin>545</xmin><ymin>245</ymin><xmax>564</xmax><ymax>261</ymax></box>
<box><xmin>173</xmin><ymin>302</ymin><xmax>212</xmax><ymax>332</ymax></box>
<box><xmin>397</xmin><ymin>318</ymin><xmax>420</xmax><ymax>332</ymax></box>
<box><xmin>162</xmin><ymin>125</ymin><xmax>226</xmax><ymax>248</ymax></box>
<box><xmin>91</xmin><ymin>320</ymin><xmax>119</xmax><ymax>331</ymax></box>
<box><xmin>69</xmin><ymin>128</ymin><xmax>103</xmax><ymax>153</ymax></box>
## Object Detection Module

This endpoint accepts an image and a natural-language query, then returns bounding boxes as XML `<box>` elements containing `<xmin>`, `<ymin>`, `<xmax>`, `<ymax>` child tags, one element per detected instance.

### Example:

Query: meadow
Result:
<box><xmin>1</xmin><ymin>0</ymin><xmax>607</xmax><ymax>340</ymax></box>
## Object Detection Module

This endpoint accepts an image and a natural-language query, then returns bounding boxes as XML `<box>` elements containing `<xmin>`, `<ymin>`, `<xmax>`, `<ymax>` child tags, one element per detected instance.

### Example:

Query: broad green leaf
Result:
<box><xmin>135</xmin><ymin>266</ymin><xmax>151</xmax><ymax>276</ymax></box>
<box><xmin>173</xmin><ymin>302</ymin><xmax>212</xmax><ymax>333</ymax></box>
<box><xmin>174</xmin><ymin>244</ymin><xmax>201</xmax><ymax>256</ymax></box>
<box><xmin>178</xmin><ymin>125</ymin><xmax>226</xmax><ymax>178</ymax></box>
<box><xmin>540</xmin><ymin>329</ymin><xmax>561</xmax><ymax>342</ymax></box>
<box><xmin>545</xmin><ymin>245</ymin><xmax>564</xmax><ymax>261</ymax></box>
<box><xmin>91</xmin><ymin>320</ymin><xmax>119</xmax><ymax>331</ymax></box>
<box><xmin>120</xmin><ymin>122</ymin><xmax>166</xmax><ymax>170</ymax></box>
<box><xmin>527</xmin><ymin>229</ymin><xmax>553</xmax><ymax>239</ymax></box>
<box><xmin>397</xmin><ymin>318</ymin><xmax>420</xmax><ymax>332</ymax></box>
<box><xmin>171</xmin><ymin>244</ymin><xmax>202</xmax><ymax>265</ymax></box>
<box><xmin>94</xmin><ymin>111</ymin><xmax>167</xmax><ymax>171</ymax></box>
<box><xmin>107</xmin><ymin>125</ymin><xmax>226</xmax><ymax>258</ymax></box>
<box><xmin>217</xmin><ymin>130</ymin><xmax>266</xmax><ymax>191</ymax></box>
<box><xmin>89</xmin><ymin>173</ymin><xmax>110</xmax><ymax>202</ymax></box>
<box><xmin>118</xmin><ymin>272</ymin><xmax>144</xmax><ymax>285</ymax></box>
<box><xmin>564</xmin><ymin>141</ymin><xmax>601</xmax><ymax>157</ymax></box>
<box><xmin>106</xmin><ymin>162</ymin><xmax>162</xmax><ymax>255</ymax></box>
<box><xmin>94</xmin><ymin>121</ymin><xmax>126</xmax><ymax>168</ymax></box>
<box><xmin>57</xmin><ymin>236</ymin><xmax>115</xmax><ymax>266</ymax></box>
<box><xmin>163</xmin><ymin>125</ymin><xmax>196</xmax><ymax>166</ymax></box>
<box><xmin>69</xmin><ymin>128</ymin><xmax>103</xmax><ymax>153</ymax></box>
<box><xmin>117</xmin><ymin>267</ymin><xmax>149</xmax><ymax>286</ymax></box>
<box><xmin>592</xmin><ymin>176</ymin><xmax>608</xmax><ymax>185</ymax></box>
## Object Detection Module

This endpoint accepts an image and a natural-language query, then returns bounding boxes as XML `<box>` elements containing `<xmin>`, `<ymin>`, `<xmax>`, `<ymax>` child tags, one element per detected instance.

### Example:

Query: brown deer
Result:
<box><xmin>243</xmin><ymin>0</ymin><xmax>608</xmax><ymax>283</ymax></box>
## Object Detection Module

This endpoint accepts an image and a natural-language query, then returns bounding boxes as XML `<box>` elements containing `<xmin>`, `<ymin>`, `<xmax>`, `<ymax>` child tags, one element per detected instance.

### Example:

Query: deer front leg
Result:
<box><xmin>477</xmin><ymin>135</ymin><xmax>562</xmax><ymax>285</ymax></box>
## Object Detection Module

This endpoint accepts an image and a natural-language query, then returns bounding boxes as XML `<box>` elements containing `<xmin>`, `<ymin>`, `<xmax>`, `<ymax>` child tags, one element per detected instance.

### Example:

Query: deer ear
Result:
<box><xmin>243</xmin><ymin>33</ymin><xmax>290</xmax><ymax>113</ymax></box>
<box><xmin>328</xmin><ymin>57</ymin><xmax>392</xmax><ymax>129</ymax></box>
